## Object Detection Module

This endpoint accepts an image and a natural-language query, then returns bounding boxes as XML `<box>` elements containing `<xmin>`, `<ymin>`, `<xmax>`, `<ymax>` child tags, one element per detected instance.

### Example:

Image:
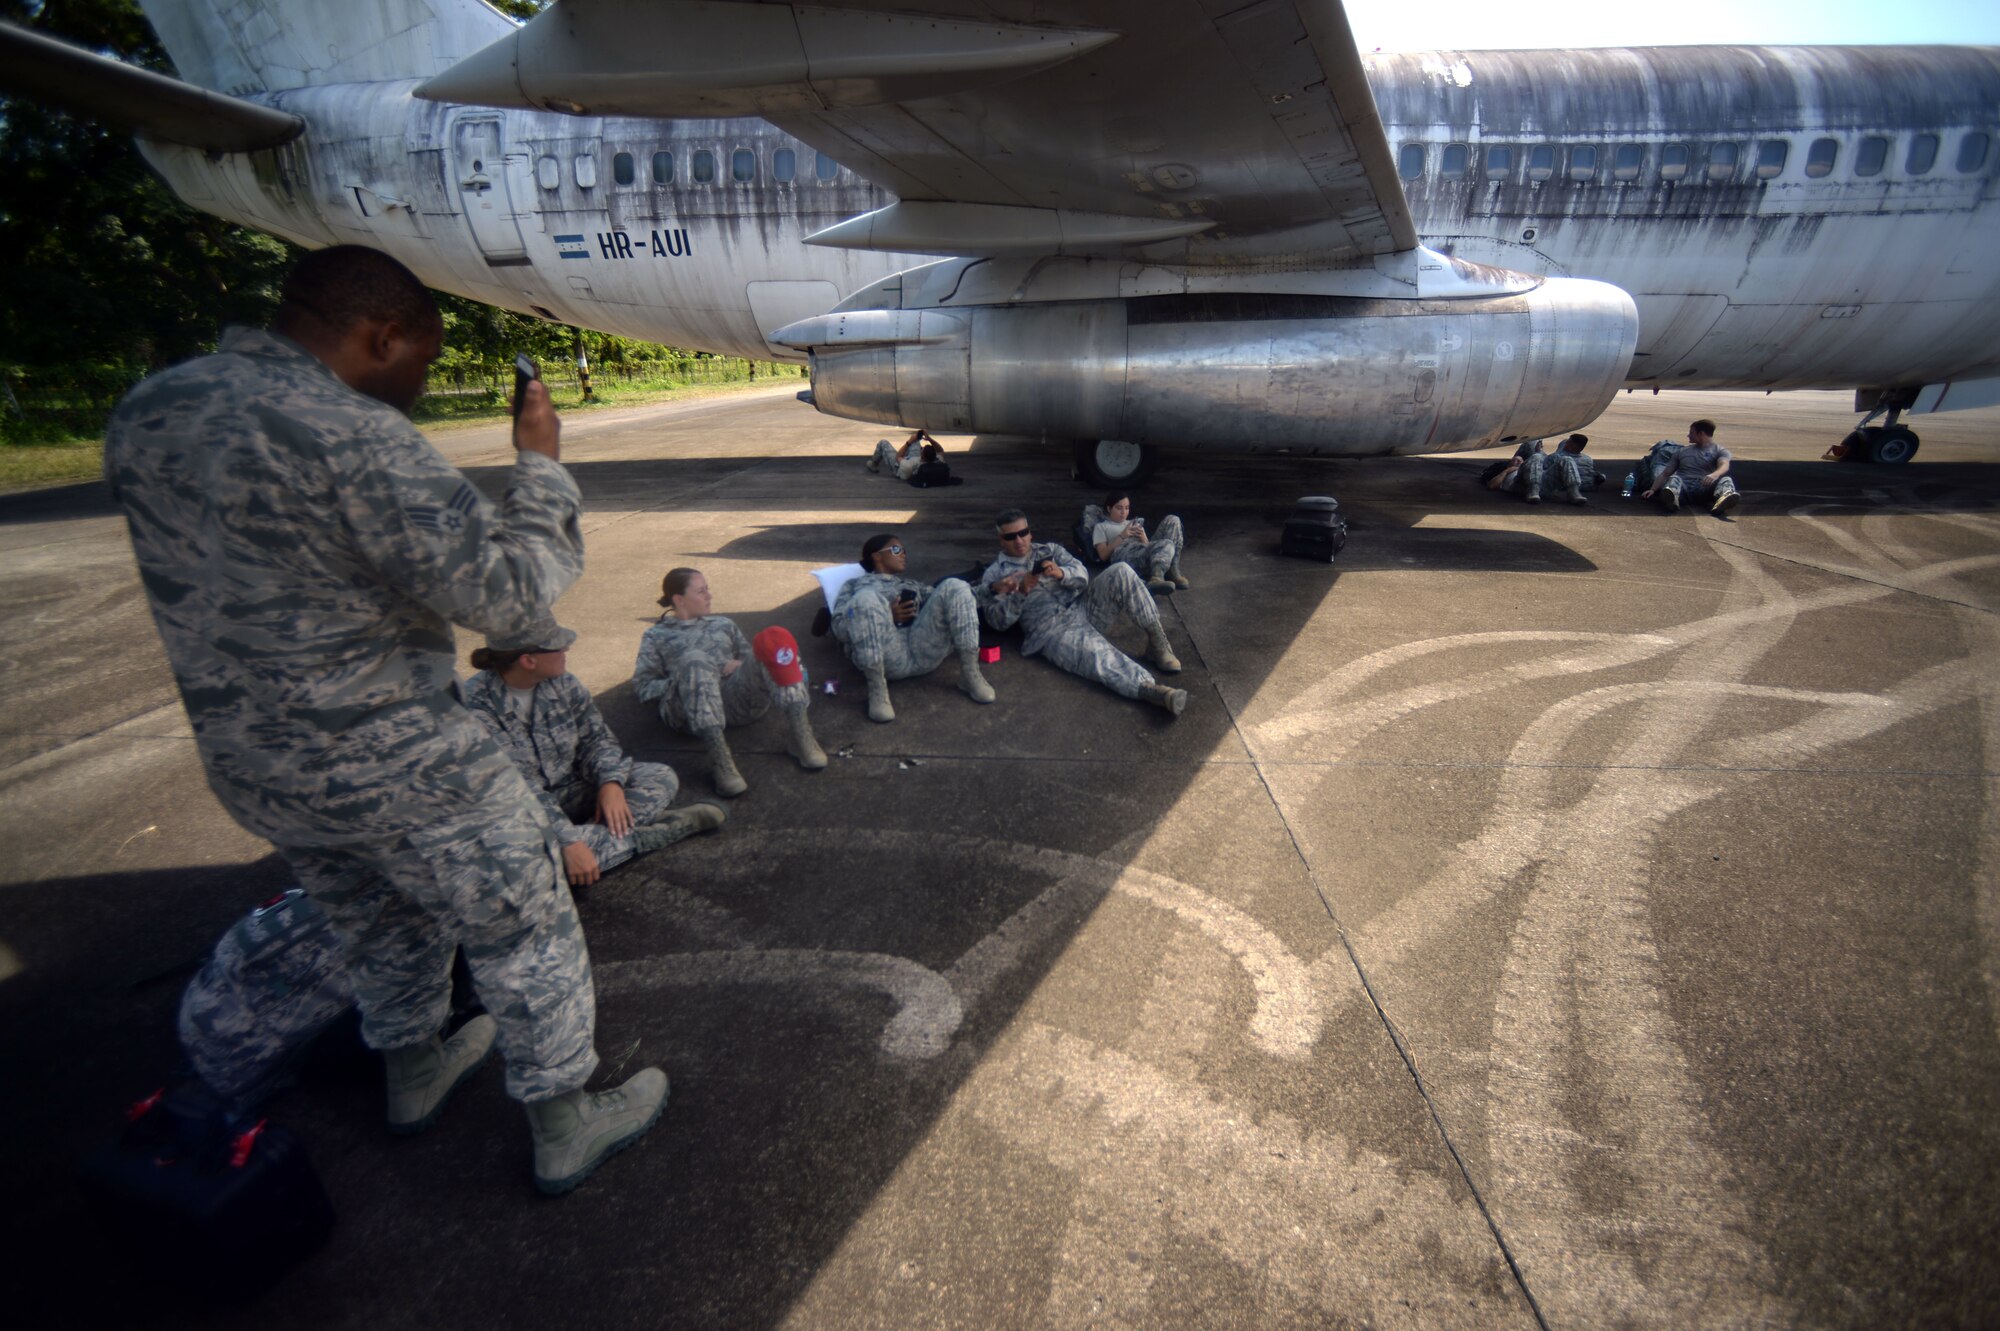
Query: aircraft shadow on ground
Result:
<box><xmin>10</xmin><ymin>441</ymin><xmax>1997</xmax><ymax>1326</ymax></box>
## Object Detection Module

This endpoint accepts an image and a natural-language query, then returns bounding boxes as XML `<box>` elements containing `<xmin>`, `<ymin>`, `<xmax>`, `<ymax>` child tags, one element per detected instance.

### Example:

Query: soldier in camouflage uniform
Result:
<box><xmin>1091</xmin><ymin>492</ymin><xmax>1189</xmax><ymax>591</ymax></box>
<box><xmin>832</xmin><ymin>533</ymin><xmax>994</xmax><ymax>723</ymax></box>
<box><xmin>103</xmin><ymin>246</ymin><xmax>664</xmax><ymax>1196</ymax></box>
<box><xmin>1488</xmin><ymin>438</ymin><xmax>1550</xmax><ymax>503</ymax></box>
<box><xmin>633</xmin><ymin>567</ymin><xmax>826</xmax><ymax>796</ymax></box>
<box><xmin>460</xmin><ymin>619</ymin><xmax>726</xmax><ymax>887</ymax></box>
<box><xmin>866</xmin><ymin>429</ymin><xmax>940</xmax><ymax>479</ymax></box>
<box><xmin>1542</xmin><ymin>433</ymin><xmax>1603</xmax><ymax>505</ymax></box>
<box><xmin>976</xmin><ymin>509</ymin><xmax>1188</xmax><ymax>717</ymax></box>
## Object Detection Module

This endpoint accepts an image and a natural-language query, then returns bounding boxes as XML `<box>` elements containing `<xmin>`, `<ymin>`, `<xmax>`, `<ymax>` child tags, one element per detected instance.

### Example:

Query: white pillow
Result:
<box><xmin>810</xmin><ymin>562</ymin><xmax>867</xmax><ymax>612</ymax></box>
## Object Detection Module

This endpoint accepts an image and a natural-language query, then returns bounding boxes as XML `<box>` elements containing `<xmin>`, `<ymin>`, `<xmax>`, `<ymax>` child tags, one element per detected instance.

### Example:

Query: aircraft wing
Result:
<box><xmin>416</xmin><ymin>0</ymin><xmax>1418</xmax><ymax>265</ymax></box>
<box><xmin>0</xmin><ymin>22</ymin><xmax>301</xmax><ymax>153</ymax></box>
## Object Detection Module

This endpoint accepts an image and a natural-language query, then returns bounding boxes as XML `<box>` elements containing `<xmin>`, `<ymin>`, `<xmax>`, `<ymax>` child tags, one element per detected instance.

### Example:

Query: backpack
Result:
<box><xmin>908</xmin><ymin>459</ymin><xmax>958</xmax><ymax>487</ymax></box>
<box><xmin>1639</xmin><ymin>439</ymin><xmax>1683</xmax><ymax>489</ymax></box>
<box><xmin>1074</xmin><ymin>503</ymin><xmax>1109</xmax><ymax>564</ymax></box>
<box><xmin>178</xmin><ymin>889</ymin><xmax>355</xmax><ymax>1110</ymax></box>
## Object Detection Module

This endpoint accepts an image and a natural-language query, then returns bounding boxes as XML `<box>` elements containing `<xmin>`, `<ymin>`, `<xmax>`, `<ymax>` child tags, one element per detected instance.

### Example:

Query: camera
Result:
<box><xmin>511</xmin><ymin>354</ymin><xmax>540</xmax><ymax>417</ymax></box>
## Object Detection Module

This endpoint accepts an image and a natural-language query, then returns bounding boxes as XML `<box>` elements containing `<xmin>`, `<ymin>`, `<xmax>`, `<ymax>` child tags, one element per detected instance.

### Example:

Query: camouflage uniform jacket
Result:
<box><xmin>459</xmin><ymin>670</ymin><xmax>635</xmax><ymax>846</ymax></box>
<box><xmin>103</xmin><ymin>327</ymin><xmax>585</xmax><ymax>847</ymax></box>
<box><xmin>632</xmin><ymin>613</ymin><xmax>755</xmax><ymax>704</ymax></box>
<box><xmin>976</xmin><ymin>541</ymin><xmax>1091</xmax><ymax>656</ymax></box>
<box><xmin>830</xmin><ymin>570</ymin><xmax>936</xmax><ymax>645</ymax></box>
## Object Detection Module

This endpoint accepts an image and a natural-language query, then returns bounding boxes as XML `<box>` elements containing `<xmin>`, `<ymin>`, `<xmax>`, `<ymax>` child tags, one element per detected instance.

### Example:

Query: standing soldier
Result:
<box><xmin>832</xmin><ymin>533</ymin><xmax>994</xmax><ymax>723</ymax></box>
<box><xmin>103</xmin><ymin>246</ymin><xmax>664</xmax><ymax>1196</ymax></box>
<box><xmin>976</xmin><ymin>508</ymin><xmax>1187</xmax><ymax>716</ymax></box>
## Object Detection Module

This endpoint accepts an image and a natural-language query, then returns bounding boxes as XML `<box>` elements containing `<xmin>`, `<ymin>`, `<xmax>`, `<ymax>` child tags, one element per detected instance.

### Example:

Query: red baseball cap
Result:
<box><xmin>751</xmin><ymin>626</ymin><xmax>804</xmax><ymax>687</ymax></box>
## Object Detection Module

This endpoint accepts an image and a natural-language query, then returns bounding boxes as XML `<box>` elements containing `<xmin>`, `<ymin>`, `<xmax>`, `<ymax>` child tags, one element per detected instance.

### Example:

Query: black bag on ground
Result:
<box><xmin>1280</xmin><ymin>495</ymin><xmax>1348</xmax><ymax>562</ymax></box>
<box><xmin>1479</xmin><ymin>459</ymin><xmax>1513</xmax><ymax>485</ymax></box>
<box><xmin>77</xmin><ymin>1080</ymin><xmax>336</xmax><ymax>1299</ymax></box>
<box><xmin>909</xmin><ymin>459</ymin><xmax>959</xmax><ymax>487</ymax></box>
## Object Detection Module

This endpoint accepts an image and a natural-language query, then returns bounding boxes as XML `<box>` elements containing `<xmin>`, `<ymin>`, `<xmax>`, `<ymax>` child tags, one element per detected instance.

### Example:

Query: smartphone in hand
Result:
<box><xmin>511</xmin><ymin>354</ymin><xmax>540</xmax><ymax>417</ymax></box>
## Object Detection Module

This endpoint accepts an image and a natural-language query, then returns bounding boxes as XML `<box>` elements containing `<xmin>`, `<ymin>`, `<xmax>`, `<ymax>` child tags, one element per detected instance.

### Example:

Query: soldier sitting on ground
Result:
<box><xmin>1642</xmin><ymin>418</ymin><xmax>1740</xmax><ymax>515</ymax></box>
<box><xmin>832</xmin><ymin>533</ymin><xmax>995</xmax><ymax>723</ymax></box>
<box><xmin>976</xmin><ymin>508</ymin><xmax>1187</xmax><ymax>717</ymax></box>
<box><xmin>633</xmin><ymin>567</ymin><xmax>827</xmax><ymax>796</ymax></box>
<box><xmin>1543</xmin><ymin>433</ymin><xmax>1603</xmax><ymax>505</ymax></box>
<box><xmin>460</xmin><ymin>617</ymin><xmax>726</xmax><ymax>887</ymax></box>
<box><xmin>1091</xmin><ymin>491</ymin><xmax>1190</xmax><ymax>592</ymax></box>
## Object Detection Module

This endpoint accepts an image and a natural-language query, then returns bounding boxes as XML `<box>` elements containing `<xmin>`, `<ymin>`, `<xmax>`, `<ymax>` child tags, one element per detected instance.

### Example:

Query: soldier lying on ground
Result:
<box><xmin>460</xmin><ymin>617</ymin><xmax>727</xmax><ymax>887</ymax></box>
<box><xmin>103</xmin><ymin>244</ymin><xmax>663</xmax><ymax>1196</ymax></box>
<box><xmin>976</xmin><ymin>508</ymin><xmax>1188</xmax><ymax>717</ymax></box>
<box><xmin>866</xmin><ymin>428</ymin><xmax>942</xmax><ymax>480</ymax></box>
<box><xmin>1091</xmin><ymin>491</ymin><xmax>1190</xmax><ymax>592</ymax></box>
<box><xmin>832</xmin><ymin>533</ymin><xmax>995</xmax><ymax>723</ymax></box>
<box><xmin>633</xmin><ymin>567</ymin><xmax>827</xmax><ymax>796</ymax></box>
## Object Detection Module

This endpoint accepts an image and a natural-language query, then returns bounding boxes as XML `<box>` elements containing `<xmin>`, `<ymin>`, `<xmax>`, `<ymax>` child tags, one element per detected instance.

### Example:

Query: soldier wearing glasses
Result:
<box><xmin>832</xmin><ymin>533</ymin><xmax>994</xmax><ymax>723</ymax></box>
<box><xmin>975</xmin><ymin>509</ymin><xmax>1187</xmax><ymax>717</ymax></box>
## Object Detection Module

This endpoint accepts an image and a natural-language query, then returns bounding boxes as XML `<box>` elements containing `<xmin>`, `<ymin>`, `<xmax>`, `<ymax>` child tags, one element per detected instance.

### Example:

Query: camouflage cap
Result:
<box><xmin>488</xmin><ymin>618</ymin><xmax>577</xmax><ymax>653</ymax></box>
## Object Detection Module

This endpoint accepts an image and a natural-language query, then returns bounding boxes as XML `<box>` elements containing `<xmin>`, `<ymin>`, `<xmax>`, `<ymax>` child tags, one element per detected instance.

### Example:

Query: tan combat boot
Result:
<box><xmin>526</xmin><ymin>1068</ymin><xmax>669</xmax><ymax>1196</ymax></box>
<box><xmin>786</xmin><ymin>705</ymin><xmax>828</xmax><ymax>770</ymax></box>
<box><xmin>1169</xmin><ymin>560</ymin><xmax>1190</xmax><ymax>589</ymax></box>
<box><xmin>958</xmin><ymin>649</ymin><xmax>995</xmax><ymax>704</ymax></box>
<box><xmin>1141</xmin><ymin>683</ymin><xmax>1188</xmax><ymax>717</ymax></box>
<box><xmin>383</xmin><ymin>1014</ymin><xmax>496</xmax><ymax>1135</ymax></box>
<box><xmin>1146</xmin><ymin>622</ymin><xmax>1182</xmax><ymax>674</ymax></box>
<box><xmin>631</xmin><ymin>801</ymin><xmax>728</xmax><ymax>853</ymax></box>
<box><xmin>863</xmin><ymin>665</ymin><xmax>895</xmax><ymax>723</ymax></box>
<box><xmin>700</xmin><ymin>729</ymin><xmax>747</xmax><ymax>797</ymax></box>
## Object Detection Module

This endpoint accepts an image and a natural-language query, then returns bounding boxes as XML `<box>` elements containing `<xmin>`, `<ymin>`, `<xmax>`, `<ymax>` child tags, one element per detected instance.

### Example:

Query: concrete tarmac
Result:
<box><xmin>1</xmin><ymin>386</ymin><xmax>1997</xmax><ymax>1327</ymax></box>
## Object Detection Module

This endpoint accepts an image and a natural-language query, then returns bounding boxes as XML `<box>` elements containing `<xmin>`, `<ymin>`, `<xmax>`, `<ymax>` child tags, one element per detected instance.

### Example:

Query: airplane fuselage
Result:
<box><xmin>136</xmin><ymin>45</ymin><xmax>2000</xmax><ymax>403</ymax></box>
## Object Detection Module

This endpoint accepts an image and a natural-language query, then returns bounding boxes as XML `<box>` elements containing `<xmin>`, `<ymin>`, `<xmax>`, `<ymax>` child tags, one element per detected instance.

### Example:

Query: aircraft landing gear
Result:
<box><xmin>1071</xmin><ymin>438</ymin><xmax>1157</xmax><ymax>488</ymax></box>
<box><xmin>1833</xmin><ymin>392</ymin><xmax>1920</xmax><ymax>464</ymax></box>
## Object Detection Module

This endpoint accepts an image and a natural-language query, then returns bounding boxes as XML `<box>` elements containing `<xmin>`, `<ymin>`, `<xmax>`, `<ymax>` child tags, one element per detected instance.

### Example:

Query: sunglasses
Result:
<box><xmin>999</xmin><ymin>527</ymin><xmax>1033</xmax><ymax>541</ymax></box>
<box><xmin>881</xmin><ymin>544</ymin><xmax>904</xmax><ymax>555</ymax></box>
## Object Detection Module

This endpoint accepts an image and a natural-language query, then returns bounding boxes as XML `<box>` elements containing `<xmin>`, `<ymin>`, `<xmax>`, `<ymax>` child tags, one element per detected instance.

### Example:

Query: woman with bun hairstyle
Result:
<box><xmin>631</xmin><ymin>567</ymin><xmax>824</xmax><ymax>797</ymax></box>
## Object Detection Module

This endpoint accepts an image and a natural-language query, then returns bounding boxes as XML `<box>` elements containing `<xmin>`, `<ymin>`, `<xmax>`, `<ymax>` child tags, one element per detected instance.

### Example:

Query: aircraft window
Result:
<box><xmin>1527</xmin><ymin>145</ymin><xmax>1554</xmax><ymax>182</ymax></box>
<box><xmin>1855</xmin><ymin>136</ymin><xmax>1888</xmax><ymax>177</ymax></box>
<box><xmin>536</xmin><ymin>156</ymin><xmax>560</xmax><ymax>191</ymax></box>
<box><xmin>1704</xmin><ymin>142</ymin><xmax>1738</xmax><ymax>181</ymax></box>
<box><xmin>1660</xmin><ymin>144</ymin><xmax>1689</xmax><ymax>181</ymax></box>
<box><xmin>652</xmin><ymin>151</ymin><xmax>673</xmax><ymax>184</ymax></box>
<box><xmin>1805</xmin><ymin>138</ymin><xmax>1837</xmax><ymax>178</ymax></box>
<box><xmin>1955</xmin><ymin>131</ymin><xmax>1988</xmax><ymax>173</ymax></box>
<box><xmin>816</xmin><ymin>151</ymin><xmax>840</xmax><ymax>181</ymax></box>
<box><xmin>1398</xmin><ymin>143</ymin><xmax>1425</xmax><ymax>179</ymax></box>
<box><xmin>613</xmin><ymin>152</ymin><xmax>635</xmax><ymax>186</ymax></box>
<box><xmin>732</xmin><ymin>149</ymin><xmax>756</xmax><ymax>182</ymax></box>
<box><xmin>1484</xmin><ymin>145</ymin><xmax>1512</xmax><ymax>180</ymax></box>
<box><xmin>1614</xmin><ymin>144</ymin><xmax>1644</xmax><ymax>181</ymax></box>
<box><xmin>1755</xmin><ymin>139</ymin><xmax>1787</xmax><ymax>179</ymax></box>
<box><xmin>693</xmin><ymin>150</ymin><xmax>716</xmax><ymax>183</ymax></box>
<box><xmin>574</xmin><ymin>155</ymin><xmax>598</xmax><ymax>189</ymax></box>
<box><xmin>773</xmin><ymin>148</ymin><xmax>796</xmax><ymax>183</ymax></box>
<box><xmin>1907</xmin><ymin>133</ymin><xmax>1937</xmax><ymax>175</ymax></box>
<box><xmin>1567</xmin><ymin>145</ymin><xmax>1598</xmax><ymax>181</ymax></box>
<box><xmin>1440</xmin><ymin>143</ymin><xmax>1467</xmax><ymax>178</ymax></box>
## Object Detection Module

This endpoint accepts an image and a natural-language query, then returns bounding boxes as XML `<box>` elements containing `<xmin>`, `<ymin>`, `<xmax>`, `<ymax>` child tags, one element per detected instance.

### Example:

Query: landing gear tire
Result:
<box><xmin>1838</xmin><ymin>425</ymin><xmax>1920</xmax><ymax>464</ymax></box>
<box><xmin>1072</xmin><ymin>438</ymin><xmax>1156</xmax><ymax>488</ymax></box>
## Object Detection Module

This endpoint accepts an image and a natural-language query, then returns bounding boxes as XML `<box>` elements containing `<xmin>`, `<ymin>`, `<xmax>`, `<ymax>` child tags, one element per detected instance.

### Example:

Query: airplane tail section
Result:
<box><xmin>137</xmin><ymin>0</ymin><xmax>515</xmax><ymax>96</ymax></box>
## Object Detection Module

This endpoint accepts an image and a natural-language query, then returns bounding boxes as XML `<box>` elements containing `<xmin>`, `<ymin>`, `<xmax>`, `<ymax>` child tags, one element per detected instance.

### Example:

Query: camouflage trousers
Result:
<box><xmin>1108</xmin><ymin>514</ymin><xmax>1186</xmax><ymax>581</ymax></box>
<box><xmin>840</xmin><ymin>580</ymin><xmax>979</xmax><ymax>679</ymax></box>
<box><xmin>552</xmin><ymin>759</ymin><xmax>678</xmax><ymax>870</ymax></box>
<box><xmin>1033</xmin><ymin>563</ymin><xmax>1159</xmax><ymax>700</ymax></box>
<box><xmin>1543</xmin><ymin>454</ymin><xmax>1592</xmax><ymax>500</ymax></box>
<box><xmin>654</xmin><ymin>660</ymin><xmax>811</xmax><ymax>735</ymax></box>
<box><xmin>870</xmin><ymin>439</ymin><xmax>918</xmax><ymax>479</ymax></box>
<box><xmin>280</xmin><ymin>794</ymin><xmax>598</xmax><ymax>1104</ymax></box>
<box><xmin>1662</xmin><ymin>472</ymin><xmax>1739</xmax><ymax>507</ymax></box>
<box><xmin>1506</xmin><ymin>453</ymin><xmax>1548</xmax><ymax>499</ymax></box>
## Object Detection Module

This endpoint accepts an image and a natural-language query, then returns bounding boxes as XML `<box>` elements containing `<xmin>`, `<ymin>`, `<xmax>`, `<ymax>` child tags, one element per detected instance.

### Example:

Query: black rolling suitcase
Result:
<box><xmin>78</xmin><ymin>1080</ymin><xmax>335</xmax><ymax>1298</ymax></box>
<box><xmin>1280</xmin><ymin>495</ymin><xmax>1347</xmax><ymax>561</ymax></box>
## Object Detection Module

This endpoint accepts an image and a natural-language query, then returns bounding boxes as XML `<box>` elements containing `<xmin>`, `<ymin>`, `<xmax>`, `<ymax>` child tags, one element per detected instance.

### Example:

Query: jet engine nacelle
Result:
<box><xmin>782</xmin><ymin>279</ymin><xmax>1638</xmax><ymax>456</ymax></box>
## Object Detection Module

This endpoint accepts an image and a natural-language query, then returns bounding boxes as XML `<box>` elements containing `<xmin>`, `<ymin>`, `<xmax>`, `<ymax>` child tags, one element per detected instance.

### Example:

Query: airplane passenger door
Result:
<box><xmin>450</xmin><ymin>118</ymin><xmax>530</xmax><ymax>267</ymax></box>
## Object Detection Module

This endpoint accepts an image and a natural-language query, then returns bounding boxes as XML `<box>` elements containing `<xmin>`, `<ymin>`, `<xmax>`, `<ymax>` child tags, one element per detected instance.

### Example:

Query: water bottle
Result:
<box><xmin>1621</xmin><ymin>471</ymin><xmax>1636</xmax><ymax>498</ymax></box>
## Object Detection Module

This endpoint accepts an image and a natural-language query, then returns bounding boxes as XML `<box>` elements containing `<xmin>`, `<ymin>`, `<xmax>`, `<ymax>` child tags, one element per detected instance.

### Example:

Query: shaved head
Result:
<box><xmin>280</xmin><ymin>245</ymin><xmax>439</xmax><ymax>336</ymax></box>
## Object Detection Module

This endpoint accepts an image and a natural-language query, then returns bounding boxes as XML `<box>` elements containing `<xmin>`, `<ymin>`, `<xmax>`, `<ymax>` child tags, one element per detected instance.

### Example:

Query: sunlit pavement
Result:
<box><xmin>2</xmin><ymin>387</ymin><xmax>1997</xmax><ymax>1327</ymax></box>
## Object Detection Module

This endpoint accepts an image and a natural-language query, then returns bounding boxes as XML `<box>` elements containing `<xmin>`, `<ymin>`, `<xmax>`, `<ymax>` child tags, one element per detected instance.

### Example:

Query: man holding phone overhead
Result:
<box><xmin>103</xmin><ymin>245</ymin><xmax>667</xmax><ymax>1196</ymax></box>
